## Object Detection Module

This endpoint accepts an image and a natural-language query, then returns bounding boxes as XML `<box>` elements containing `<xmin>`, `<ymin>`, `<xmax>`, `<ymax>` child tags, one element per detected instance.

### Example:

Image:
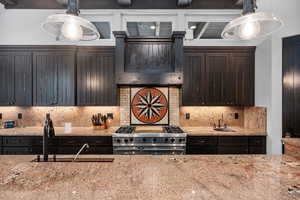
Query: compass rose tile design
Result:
<box><xmin>131</xmin><ymin>87</ymin><xmax>169</xmax><ymax>125</ymax></box>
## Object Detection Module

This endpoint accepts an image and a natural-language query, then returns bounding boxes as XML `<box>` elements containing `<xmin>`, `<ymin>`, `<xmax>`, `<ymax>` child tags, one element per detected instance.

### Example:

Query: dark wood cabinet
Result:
<box><xmin>218</xmin><ymin>136</ymin><xmax>249</xmax><ymax>154</ymax></box>
<box><xmin>183</xmin><ymin>47</ymin><xmax>255</xmax><ymax>106</ymax></box>
<box><xmin>1</xmin><ymin>136</ymin><xmax>112</xmax><ymax>155</ymax></box>
<box><xmin>283</xmin><ymin>35</ymin><xmax>300</xmax><ymax>137</ymax></box>
<box><xmin>0</xmin><ymin>51</ymin><xmax>32</xmax><ymax>106</ymax></box>
<box><xmin>187</xmin><ymin>136</ymin><xmax>266</xmax><ymax>154</ymax></box>
<box><xmin>183</xmin><ymin>53</ymin><xmax>206</xmax><ymax>105</ymax></box>
<box><xmin>205</xmin><ymin>53</ymin><xmax>230</xmax><ymax>105</ymax></box>
<box><xmin>230</xmin><ymin>53</ymin><xmax>254</xmax><ymax>106</ymax></box>
<box><xmin>77</xmin><ymin>47</ymin><xmax>117</xmax><ymax>106</ymax></box>
<box><xmin>186</xmin><ymin>136</ymin><xmax>218</xmax><ymax>154</ymax></box>
<box><xmin>33</xmin><ymin>48</ymin><xmax>76</xmax><ymax>106</ymax></box>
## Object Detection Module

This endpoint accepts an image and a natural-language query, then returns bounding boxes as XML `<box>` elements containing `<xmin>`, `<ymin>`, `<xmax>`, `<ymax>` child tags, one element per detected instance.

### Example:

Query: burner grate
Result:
<box><xmin>163</xmin><ymin>126</ymin><xmax>184</xmax><ymax>133</ymax></box>
<box><xmin>116</xmin><ymin>126</ymin><xmax>135</xmax><ymax>134</ymax></box>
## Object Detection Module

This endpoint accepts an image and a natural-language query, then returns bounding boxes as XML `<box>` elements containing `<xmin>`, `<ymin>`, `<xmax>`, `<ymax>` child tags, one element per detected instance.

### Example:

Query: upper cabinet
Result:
<box><xmin>0</xmin><ymin>50</ymin><xmax>32</xmax><ymax>106</ymax></box>
<box><xmin>183</xmin><ymin>47</ymin><xmax>255</xmax><ymax>106</ymax></box>
<box><xmin>32</xmin><ymin>47</ymin><xmax>76</xmax><ymax>106</ymax></box>
<box><xmin>76</xmin><ymin>47</ymin><xmax>117</xmax><ymax>106</ymax></box>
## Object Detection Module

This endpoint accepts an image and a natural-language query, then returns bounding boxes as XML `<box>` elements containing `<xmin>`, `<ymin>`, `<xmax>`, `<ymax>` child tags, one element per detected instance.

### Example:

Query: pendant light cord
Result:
<box><xmin>66</xmin><ymin>0</ymin><xmax>80</xmax><ymax>16</ymax></box>
<box><xmin>243</xmin><ymin>0</ymin><xmax>257</xmax><ymax>15</ymax></box>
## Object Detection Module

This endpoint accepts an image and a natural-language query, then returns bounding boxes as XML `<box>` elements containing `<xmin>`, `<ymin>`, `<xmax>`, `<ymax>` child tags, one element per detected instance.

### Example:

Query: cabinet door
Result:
<box><xmin>77</xmin><ymin>48</ymin><xmax>117</xmax><ymax>106</ymax></box>
<box><xmin>292</xmin><ymin>39</ymin><xmax>300</xmax><ymax>137</ymax></box>
<box><xmin>0</xmin><ymin>51</ymin><xmax>32</xmax><ymax>106</ymax></box>
<box><xmin>33</xmin><ymin>51</ymin><xmax>75</xmax><ymax>106</ymax></box>
<box><xmin>230</xmin><ymin>53</ymin><xmax>254</xmax><ymax>106</ymax></box>
<box><xmin>14</xmin><ymin>52</ymin><xmax>33</xmax><ymax>106</ymax></box>
<box><xmin>183</xmin><ymin>53</ymin><xmax>206</xmax><ymax>106</ymax></box>
<box><xmin>205</xmin><ymin>53</ymin><xmax>229</xmax><ymax>105</ymax></box>
<box><xmin>0</xmin><ymin>52</ymin><xmax>14</xmax><ymax>106</ymax></box>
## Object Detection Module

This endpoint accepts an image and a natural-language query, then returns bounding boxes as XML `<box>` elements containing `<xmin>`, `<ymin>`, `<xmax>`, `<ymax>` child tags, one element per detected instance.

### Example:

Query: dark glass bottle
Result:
<box><xmin>44</xmin><ymin>113</ymin><xmax>55</xmax><ymax>138</ymax></box>
<box><xmin>0</xmin><ymin>113</ymin><xmax>3</xmax><ymax>129</ymax></box>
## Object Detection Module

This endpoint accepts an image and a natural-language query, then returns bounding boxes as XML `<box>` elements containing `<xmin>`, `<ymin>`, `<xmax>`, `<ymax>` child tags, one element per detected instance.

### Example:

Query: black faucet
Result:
<box><xmin>43</xmin><ymin>113</ymin><xmax>55</xmax><ymax>161</ymax></box>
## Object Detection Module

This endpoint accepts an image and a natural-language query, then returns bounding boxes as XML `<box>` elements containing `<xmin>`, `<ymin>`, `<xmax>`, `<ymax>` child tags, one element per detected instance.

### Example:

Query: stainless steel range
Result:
<box><xmin>112</xmin><ymin>126</ymin><xmax>187</xmax><ymax>155</ymax></box>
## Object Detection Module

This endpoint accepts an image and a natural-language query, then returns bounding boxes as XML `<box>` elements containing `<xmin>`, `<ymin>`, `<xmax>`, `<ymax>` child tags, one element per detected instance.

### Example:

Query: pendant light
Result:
<box><xmin>222</xmin><ymin>0</ymin><xmax>283</xmax><ymax>40</ymax></box>
<box><xmin>42</xmin><ymin>0</ymin><xmax>99</xmax><ymax>42</ymax></box>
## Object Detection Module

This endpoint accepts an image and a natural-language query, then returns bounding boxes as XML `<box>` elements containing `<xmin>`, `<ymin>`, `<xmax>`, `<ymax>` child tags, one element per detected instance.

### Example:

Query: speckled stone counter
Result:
<box><xmin>0</xmin><ymin>155</ymin><xmax>299</xmax><ymax>200</ymax></box>
<box><xmin>282</xmin><ymin>138</ymin><xmax>300</xmax><ymax>160</ymax></box>
<box><xmin>0</xmin><ymin>126</ymin><xmax>267</xmax><ymax>137</ymax></box>
<box><xmin>282</xmin><ymin>138</ymin><xmax>300</xmax><ymax>148</ymax></box>
<box><xmin>0</xmin><ymin>127</ymin><xmax>118</xmax><ymax>136</ymax></box>
<box><xmin>183</xmin><ymin>127</ymin><xmax>267</xmax><ymax>136</ymax></box>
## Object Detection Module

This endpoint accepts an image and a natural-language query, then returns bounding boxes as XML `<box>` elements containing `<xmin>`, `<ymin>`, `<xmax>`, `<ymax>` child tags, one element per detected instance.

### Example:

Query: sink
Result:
<box><xmin>213</xmin><ymin>128</ymin><xmax>236</xmax><ymax>132</ymax></box>
<box><xmin>32</xmin><ymin>157</ymin><xmax>114</xmax><ymax>162</ymax></box>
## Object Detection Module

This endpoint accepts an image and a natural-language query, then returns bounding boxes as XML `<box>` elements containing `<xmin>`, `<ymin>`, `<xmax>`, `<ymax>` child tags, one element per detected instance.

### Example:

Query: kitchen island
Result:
<box><xmin>0</xmin><ymin>155</ymin><xmax>299</xmax><ymax>200</ymax></box>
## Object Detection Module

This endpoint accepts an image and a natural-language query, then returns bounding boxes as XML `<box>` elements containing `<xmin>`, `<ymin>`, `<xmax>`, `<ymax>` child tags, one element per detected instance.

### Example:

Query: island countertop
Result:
<box><xmin>0</xmin><ymin>126</ymin><xmax>267</xmax><ymax>137</ymax></box>
<box><xmin>0</xmin><ymin>155</ymin><xmax>299</xmax><ymax>200</ymax></box>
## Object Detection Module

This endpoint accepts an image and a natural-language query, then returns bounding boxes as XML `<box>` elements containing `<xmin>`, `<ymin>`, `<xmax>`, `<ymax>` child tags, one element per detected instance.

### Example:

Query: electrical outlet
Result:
<box><xmin>186</xmin><ymin>113</ymin><xmax>190</xmax><ymax>120</ymax></box>
<box><xmin>234</xmin><ymin>113</ymin><xmax>239</xmax><ymax>119</ymax></box>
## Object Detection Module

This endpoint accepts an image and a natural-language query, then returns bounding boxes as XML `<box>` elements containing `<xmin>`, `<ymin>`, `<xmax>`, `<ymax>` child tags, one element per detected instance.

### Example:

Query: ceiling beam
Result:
<box><xmin>4</xmin><ymin>0</ymin><xmax>242</xmax><ymax>9</ymax></box>
<box><xmin>0</xmin><ymin>0</ymin><xmax>17</xmax><ymax>6</ymax></box>
<box><xmin>197</xmin><ymin>22</ymin><xmax>210</xmax><ymax>39</ymax></box>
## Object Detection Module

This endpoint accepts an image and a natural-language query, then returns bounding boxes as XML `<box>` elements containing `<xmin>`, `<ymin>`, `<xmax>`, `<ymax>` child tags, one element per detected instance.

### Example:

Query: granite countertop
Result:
<box><xmin>282</xmin><ymin>138</ymin><xmax>300</xmax><ymax>148</ymax></box>
<box><xmin>0</xmin><ymin>155</ymin><xmax>299</xmax><ymax>200</ymax></box>
<box><xmin>182</xmin><ymin>127</ymin><xmax>267</xmax><ymax>136</ymax></box>
<box><xmin>0</xmin><ymin>127</ymin><xmax>118</xmax><ymax>136</ymax></box>
<box><xmin>0</xmin><ymin>126</ymin><xmax>267</xmax><ymax>137</ymax></box>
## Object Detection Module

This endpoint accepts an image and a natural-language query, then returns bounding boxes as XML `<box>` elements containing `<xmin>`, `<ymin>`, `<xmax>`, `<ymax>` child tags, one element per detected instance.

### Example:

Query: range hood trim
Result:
<box><xmin>113</xmin><ymin>31</ymin><xmax>186</xmax><ymax>86</ymax></box>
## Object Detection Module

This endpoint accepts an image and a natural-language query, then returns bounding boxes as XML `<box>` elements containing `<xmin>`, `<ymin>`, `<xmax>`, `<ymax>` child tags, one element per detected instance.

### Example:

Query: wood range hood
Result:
<box><xmin>113</xmin><ymin>31</ymin><xmax>185</xmax><ymax>86</ymax></box>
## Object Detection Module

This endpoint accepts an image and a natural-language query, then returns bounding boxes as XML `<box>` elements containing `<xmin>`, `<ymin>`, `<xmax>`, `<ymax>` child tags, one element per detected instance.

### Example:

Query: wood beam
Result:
<box><xmin>0</xmin><ymin>0</ymin><xmax>17</xmax><ymax>6</ymax></box>
<box><xmin>5</xmin><ymin>0</ymin><xmax>242</xmax><ymax>9</ymax></box>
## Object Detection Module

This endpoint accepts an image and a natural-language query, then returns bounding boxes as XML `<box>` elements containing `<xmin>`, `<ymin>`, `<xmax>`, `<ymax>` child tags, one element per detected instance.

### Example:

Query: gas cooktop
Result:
<box><xmin>115</xmin><ymin>126</ymin><xmax>185</xmax><ymax>134</ymax></box>
<box><xmin>112</xmin><ymin>126</ymin><xmax>187</xmax><ymax>155</ymax></box>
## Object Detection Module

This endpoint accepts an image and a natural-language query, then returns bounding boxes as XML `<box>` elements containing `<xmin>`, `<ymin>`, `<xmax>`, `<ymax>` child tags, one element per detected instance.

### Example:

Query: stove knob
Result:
<box><xmin>143</xmin><ymin>138</ymin><xmax>146</xmax><ymax>142</ymax></box>
<box><xmin>165</xmin><ymin>138</ymin><xmax>169</xmax><ymax>142</ymax></box>
<box><xmin>130</xmin><ymin>138</ymin><xmax>134</xmax><ymax>142</ymax></box>
<box><xmin>116</xmin><ymin>139</ymin><xmax>121</xmax><ymax>143</ymax></box>
<box><xmin>171</xmin><ymin>138</ymin><xmax>175</xmax><ymax>143</ymax></box>
<box><xmin>153</xmin><ymin>138</ymin><xmax>157</xmax><ymax>142</ymax></box>
<box><xmin>179</xmin><ymin>139</ymin><xmax>185</xmax><ymax>143</ymax></box>
<box><xmin>124</xmin><ymin>139</ymin><xmax>128</xmax><ymax>143</ymax></box>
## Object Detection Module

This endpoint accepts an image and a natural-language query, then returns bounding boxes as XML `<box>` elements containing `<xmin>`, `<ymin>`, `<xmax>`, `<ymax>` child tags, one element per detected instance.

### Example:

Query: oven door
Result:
<box><xmin>113</xmin><ymin>145</ymin><xmax>186</xmax><ymax>155</ymax></box>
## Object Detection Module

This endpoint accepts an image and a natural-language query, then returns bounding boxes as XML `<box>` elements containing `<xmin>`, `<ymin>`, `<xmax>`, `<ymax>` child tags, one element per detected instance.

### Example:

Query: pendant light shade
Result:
<box><xmin>222</xmin><ymin>0</ymin><xmax>283</xmax><ymax>40</ymax></box>
<box><xmin>42</xmin><ymin>0</ymin><xmax>99</xmax><ymax>42</ymax></box>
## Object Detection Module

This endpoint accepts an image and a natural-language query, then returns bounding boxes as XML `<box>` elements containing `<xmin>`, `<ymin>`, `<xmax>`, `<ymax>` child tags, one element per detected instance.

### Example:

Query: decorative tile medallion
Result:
<box><xmin>131</xmin><ymin>87</ymin><xmax>169</xmax><ymax>125</ymax></box>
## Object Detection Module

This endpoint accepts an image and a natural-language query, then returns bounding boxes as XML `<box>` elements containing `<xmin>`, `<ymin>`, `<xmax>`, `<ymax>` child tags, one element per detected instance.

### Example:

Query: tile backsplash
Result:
<box><xmin>0</xmin><ymin>107</ymin><xmax>120</xmax><ymax>127</ymax></box>
<box><xmin>180</xmin><ymin>106</ymin><xmax>266</xmax><ymax>131</ymax></box>
<box><xmin>0</xmin><ymin>105</ymin><xmax>266</xmax><ymax>131</ymax></box>
<box><xmin>180</xmin><ymin>107</ymin><xmax>244</xmax><ymax>127</ymax></box>
<box><xmin>0</xmin><ymin>87</ymin><xmax>266</xmax><ymax>131</ymax></box>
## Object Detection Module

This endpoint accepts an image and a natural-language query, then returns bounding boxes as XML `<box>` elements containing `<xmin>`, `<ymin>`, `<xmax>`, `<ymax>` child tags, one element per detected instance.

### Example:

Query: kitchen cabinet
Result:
<box><xmin>186</xmin><ymin>136</ymin><xmax>218</xmax><ymax>154</ymax></box>
<box><xmin>183</xmin><ymin>47</ymin><xmax>255</xmax><ymax>106</ymax></box>
<box><xmin>1</xmin><ymin>136</ymin><xmax>113</xmax><ymax>155</ymax></box>
<box><xmin>218</xmin><ymin>136</ymin><xmax>249</xmax><ymax>154</ymax></box>
<box><xmin>183</xmin><ymin>53</ymin><xmax>206</xmax><ymax>105</ymax></box>
<box><xmin>0</xmin><ymin>136</ymin><xmax>2</xmax><ymax>154</ymax></box>
<box><xmin>0</xmin><ymin>51</ymin><xmax>32</xmax><ymax>106</ymax></box>
<box><xmin>33</xmin><ymin>48</ymin><xmax>76</xmax><ymax>106</ymax></box>
<box><xmin>77</xmin><ymin>47</ymin><xmax>117</xmax><ymax>106</ymax></box>
<box><xmin>283</xmin><ymin>35</ymin><xmax>300</xmax><ymax>137</ymax></box>
<box><xmin>187</xmin><ymin>136</ymin><xmax>266</xmax><ymax>155</ymax></box>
